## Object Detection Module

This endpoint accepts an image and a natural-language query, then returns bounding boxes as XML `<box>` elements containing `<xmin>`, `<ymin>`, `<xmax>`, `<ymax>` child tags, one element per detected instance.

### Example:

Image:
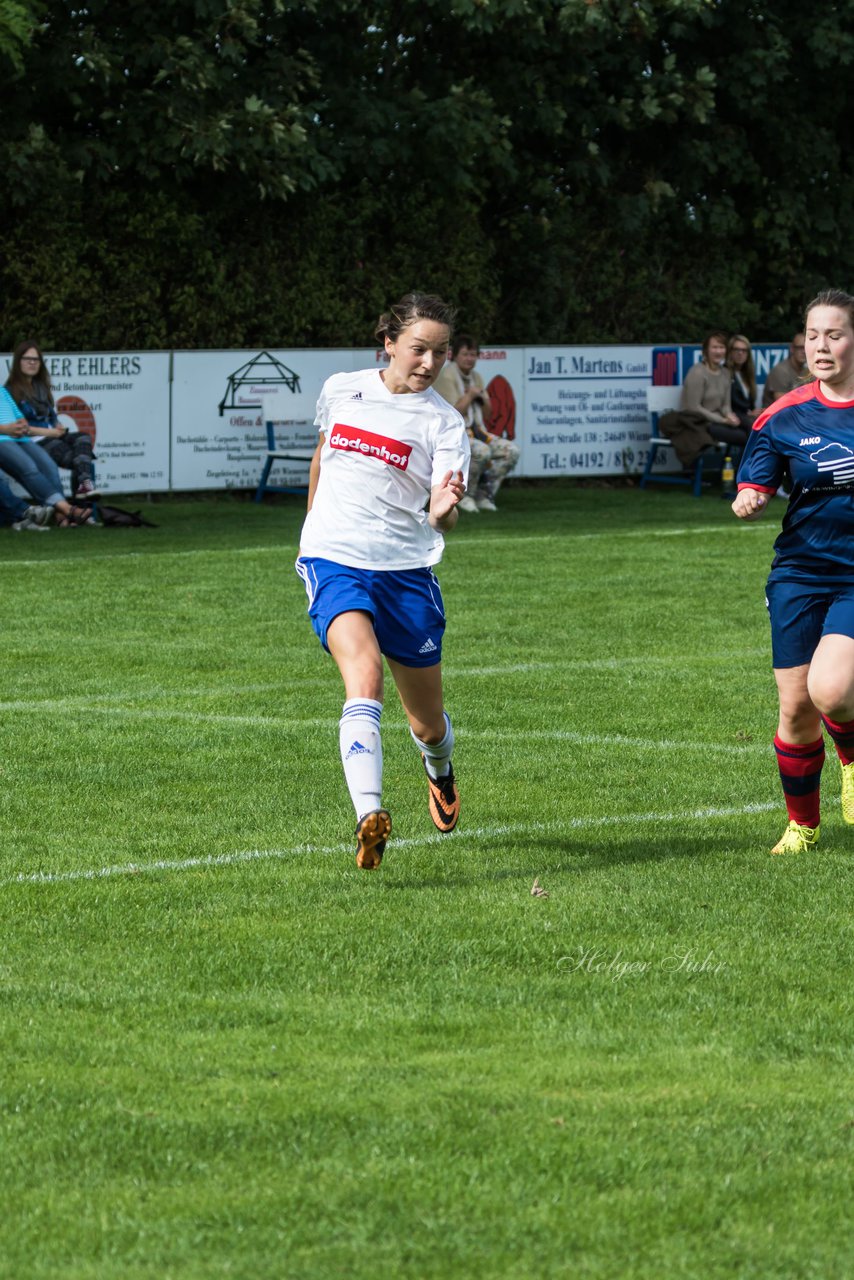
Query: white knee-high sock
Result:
<box><xmin>410</xmin><ymin>711</ymin><xmax>454</xmax><ymax>780</ymax></box>
<box><xmin>339</xmin><ymin>698</ymin><xmax>383</xmax><ymax>820</ymax></box>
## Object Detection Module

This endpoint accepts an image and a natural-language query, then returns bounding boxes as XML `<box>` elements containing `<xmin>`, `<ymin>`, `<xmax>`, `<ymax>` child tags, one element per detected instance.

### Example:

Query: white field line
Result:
<box><xmin>0</xmin><ymin>695</ymin><xmax>768</xmax><ymax>754</ymax></box>
<box><xmin>0</xmin><ymin>521</ymin><xmax>769</xmax><ymax>571</ymax></box>
<box><xmin>455</xmin><ymin>652</ymin><xmax>770</xmax><ymax>676</ymax></box>
<box><xmin>458</xmin><ymin>525</ymin><xmax>770</xmax><ymax>545</ymax></box>
<box><xmin>4</xmin><ymin>801</ymin><xmax>780</xmax><ymax>886</ymax></box>
<box><xmin>0</xmin><ymin>649</ymin><xmax>770</xmax><ymax>715</ymax></box>
<box><xmin>0</xmin><ymin>650</ymin><xmax>768</xmax><ymax>721</ymax></box>
<box><xmin>0</xmin><ymin>651</ymin><xmax>771</xmax><ymax>708</ymax></box>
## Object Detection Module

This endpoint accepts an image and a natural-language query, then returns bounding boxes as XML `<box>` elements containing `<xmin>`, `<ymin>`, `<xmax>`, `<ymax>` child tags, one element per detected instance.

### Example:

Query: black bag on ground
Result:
<box><xmin>96</xmin><ymin>504</ymin><xmax>158</xmax><ymax>528</ymax></box>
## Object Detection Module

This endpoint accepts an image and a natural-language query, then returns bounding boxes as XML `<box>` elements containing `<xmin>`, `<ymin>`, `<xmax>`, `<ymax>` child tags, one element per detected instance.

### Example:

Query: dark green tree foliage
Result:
<box><xmin>1</xmin><ymin>0</ymin><xmax>853</xmax><ymax>348</ymax></box>
<box><xmin>0</xmin><ymin>0</ymin><xmax>36</xmax><ymax>67</ymax></box>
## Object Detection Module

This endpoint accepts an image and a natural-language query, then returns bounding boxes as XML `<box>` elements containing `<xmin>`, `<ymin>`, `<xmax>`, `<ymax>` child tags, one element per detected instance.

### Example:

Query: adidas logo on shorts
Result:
<box><xmin>418</xmin><ymin>637</ymin><xmax>438</xmax><ymax>654</ymax></box>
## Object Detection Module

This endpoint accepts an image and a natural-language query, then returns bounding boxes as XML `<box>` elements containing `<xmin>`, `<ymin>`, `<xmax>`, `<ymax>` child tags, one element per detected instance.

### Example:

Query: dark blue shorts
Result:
<box><xmin>766</xmin><ymin>576</ymin><xmax>854</xmax><ymax>668</ymax></box>
<box><xmin>295</xmin><ymin>557</ymin><xmax>446</xmax><ymax>667</ymax></box>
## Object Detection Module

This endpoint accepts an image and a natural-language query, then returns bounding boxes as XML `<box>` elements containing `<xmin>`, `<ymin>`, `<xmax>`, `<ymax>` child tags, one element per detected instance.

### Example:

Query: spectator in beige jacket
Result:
<box><xmin>660</xmin><ymin>331</ymin><xmax>748</xmax><ymax>468</ymax></box>
<box><xmin>434</xmin><ymin>335</ymin><xmax>519</xmax><ymax>513</ymax></box>
<box><xmin>680</xmin><ymin>331</ymin><xmax>747</xmax><ymax>446</ymax></box>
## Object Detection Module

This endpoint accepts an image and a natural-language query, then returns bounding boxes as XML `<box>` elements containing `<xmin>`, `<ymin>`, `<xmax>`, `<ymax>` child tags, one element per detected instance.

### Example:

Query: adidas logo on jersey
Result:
<box><xmin>345</xmin><ymin>739</ymin><xmax>373</xmax><ymax>759</ymax></box>
<box><xmin>351</xmin><ymin>392</ymin><xmax>363</xmax><ymax>400</ymax></box>
<box><xmin>418</xmin><ymin>637</ymin><xmax>438</xmax><ymax>654</ymax></box>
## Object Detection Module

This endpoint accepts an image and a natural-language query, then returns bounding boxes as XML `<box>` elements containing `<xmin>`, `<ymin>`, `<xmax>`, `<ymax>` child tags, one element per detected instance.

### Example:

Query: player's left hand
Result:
<box><xmin>430</xmin><ymin>470</ymin><xmax>466</xmax><ymax>523</ymax></box>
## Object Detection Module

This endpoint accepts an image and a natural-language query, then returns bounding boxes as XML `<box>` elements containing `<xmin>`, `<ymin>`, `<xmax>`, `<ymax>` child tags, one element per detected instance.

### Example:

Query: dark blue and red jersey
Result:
<box><xmin>738</xmin><ymin>381</ymin><xmax>854</xmax><ymax>581</ymax></box>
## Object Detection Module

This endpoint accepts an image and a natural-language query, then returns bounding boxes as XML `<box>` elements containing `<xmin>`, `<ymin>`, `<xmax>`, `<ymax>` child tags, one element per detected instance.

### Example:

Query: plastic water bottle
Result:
<box><xmin>721</xmin><ymin>453</ymin><xmax>735</xmax><ymax>498</ymax></box>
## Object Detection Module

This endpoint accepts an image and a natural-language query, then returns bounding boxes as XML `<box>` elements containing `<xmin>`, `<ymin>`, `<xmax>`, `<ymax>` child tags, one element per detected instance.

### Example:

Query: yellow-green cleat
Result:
<box><xmin>840</xmin><ymin>761</ymin><xmax>854</xmax><ymax>825</ymax></box>
<box><xmin>770</xmin><ymin>820</ymin><xmax>820</xmax><ymax>856</ymax></box>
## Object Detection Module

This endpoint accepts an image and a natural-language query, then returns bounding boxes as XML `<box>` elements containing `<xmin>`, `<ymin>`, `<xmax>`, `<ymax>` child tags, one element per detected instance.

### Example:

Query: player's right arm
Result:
<box><xmin>306</xmin><ymin>432</ymin><xmax>324</xmax><ymax>511</ymax></box>
<box><xmin>307</xmin><ymin>381</ymin><xmax>332</xmax><ymax>512</ymax></box>
<box><xmin>731</xmin><ymin>408</ymin><xmax>783</xmax><ymax>521</ymax></box>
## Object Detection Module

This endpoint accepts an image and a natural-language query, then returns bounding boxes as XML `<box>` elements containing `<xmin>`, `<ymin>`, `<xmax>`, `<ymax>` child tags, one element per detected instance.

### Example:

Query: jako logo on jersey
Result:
<box><xmin>330</xmin><ymin>424</ymin><xmax>412</xmax><ymax>471</ymax></box>
<box><xmin>800</xmin><ymin>437</ymin><xmax>821</xmax><ymax>446</ymax></box>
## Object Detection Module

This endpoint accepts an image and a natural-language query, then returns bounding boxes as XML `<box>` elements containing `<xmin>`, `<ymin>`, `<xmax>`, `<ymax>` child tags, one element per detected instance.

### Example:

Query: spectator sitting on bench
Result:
<box><xmin>762</xmin><ymin>333</ymin><xmax>807</xmax><ymax>407</ymax></box>
<box><xmin>5</xmin><ymin>341</ymin><xmax>99</xmax><ymax>500</ymax></box>
<box><xmin>660</xmin><ymin>331</ymin><xmax>748</xmax><ymax>469</ymax></box>
<box><xmin>0</xmin><ymin>387</ymin><xmax>95</xmax><ymax>526</ymax></box>
<box><xmin>727</xmin><ymin>333</ymin><xmax>761</xmax><ymax>431</ymax></box>
<box><xmin>434</xmin><ymin>334</ymin><xmax>519</xmax><ymax>512</ymax></box>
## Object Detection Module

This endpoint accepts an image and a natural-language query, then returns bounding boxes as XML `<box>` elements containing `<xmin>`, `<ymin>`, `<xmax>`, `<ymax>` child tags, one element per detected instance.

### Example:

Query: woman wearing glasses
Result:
<box><xmin>727</xmin><ymin>334</ymin><xmax>760</xmax><ymax>433</ymax></box>
<box><xmin>5</xmin><ymin>341</ymin><xmax>99</xmax><ymax>501</ymax></box>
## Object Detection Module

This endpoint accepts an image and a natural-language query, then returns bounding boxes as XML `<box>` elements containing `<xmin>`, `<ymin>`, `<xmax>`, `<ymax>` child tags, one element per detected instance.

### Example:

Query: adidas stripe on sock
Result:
<box><xmin>339</xmin><ymin>698</ymin><xmax>383</xmax><ymax>819</ymax></box>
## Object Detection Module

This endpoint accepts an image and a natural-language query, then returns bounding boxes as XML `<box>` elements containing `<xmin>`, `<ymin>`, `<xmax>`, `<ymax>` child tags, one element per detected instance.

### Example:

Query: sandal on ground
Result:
<box><xmin>56</xmin><ymin>506</ymin><xmax>97</xmax><ymax>527</ymax></box>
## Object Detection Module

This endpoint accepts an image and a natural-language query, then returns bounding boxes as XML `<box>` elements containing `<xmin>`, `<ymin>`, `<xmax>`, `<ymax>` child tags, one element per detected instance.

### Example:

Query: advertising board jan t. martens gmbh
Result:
<box><xmin>522</xmin><ymin>347</ymin><xmax>651</xmax><ymax>477</ymax></box>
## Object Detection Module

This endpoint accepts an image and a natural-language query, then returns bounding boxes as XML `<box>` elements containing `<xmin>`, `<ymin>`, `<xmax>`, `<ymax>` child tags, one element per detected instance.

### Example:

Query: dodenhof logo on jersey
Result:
<box><xmin>330</xmin><ymin>423</ymin><xmax>412</xmax><ymax>471</ymax></box>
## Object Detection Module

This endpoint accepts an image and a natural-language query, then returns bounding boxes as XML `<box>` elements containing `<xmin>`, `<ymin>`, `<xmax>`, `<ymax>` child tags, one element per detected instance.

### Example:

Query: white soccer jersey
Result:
<box><xmin>299</xmin><ymin>368</ymin><xmax>471</xmax><ymax>570</ymax></box>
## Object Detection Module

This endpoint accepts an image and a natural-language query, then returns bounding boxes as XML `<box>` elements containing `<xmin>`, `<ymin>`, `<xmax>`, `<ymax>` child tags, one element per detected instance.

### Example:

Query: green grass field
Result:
<box><xmin>2</xmin><ymin>483</ymin><xmax>853</xmax><ymax>1279</ymax></box>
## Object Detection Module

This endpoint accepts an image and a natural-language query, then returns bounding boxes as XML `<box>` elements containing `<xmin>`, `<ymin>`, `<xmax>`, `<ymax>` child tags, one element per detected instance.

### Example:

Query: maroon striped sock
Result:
<box><xmin>820</xmin><ymin>716</ymin><xmax>854</xmax><ymax>766</ymax></box>
<box><xmin>773</xmin><ymin>735</ymin><xmax>824</xmax><ymax>827</ymax></box>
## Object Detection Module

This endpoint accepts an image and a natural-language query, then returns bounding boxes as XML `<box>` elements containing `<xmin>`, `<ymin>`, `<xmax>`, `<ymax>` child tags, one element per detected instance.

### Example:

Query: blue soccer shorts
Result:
<box><xmin>766</xmin><ymin>576</ymin><xmax>854</xmax><ymax>668</ymax></box>
<box><xmin>295</xmin><ymin>557</ymin><xmax>446</xmax><ymax>667</ymax></box>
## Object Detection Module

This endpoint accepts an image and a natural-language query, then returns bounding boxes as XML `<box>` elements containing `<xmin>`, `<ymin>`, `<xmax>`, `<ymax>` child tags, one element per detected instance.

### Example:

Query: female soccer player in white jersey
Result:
<box><xmin>733</xmin><ymin>288</ymin><xmax>854</xmax><ymax>854</ymax></box>
<box><xmin>295</xmin><ymin>293</ymin><xmax>471</xmax><ymax>869</ymax></box>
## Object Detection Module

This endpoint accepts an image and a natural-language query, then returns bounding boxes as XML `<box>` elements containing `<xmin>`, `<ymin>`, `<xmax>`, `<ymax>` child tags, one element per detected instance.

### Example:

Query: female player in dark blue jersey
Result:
<box><xmin>734</xmin><ymin>288</ymin><xmax>854</xmax><ymax>854</ymax></box>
